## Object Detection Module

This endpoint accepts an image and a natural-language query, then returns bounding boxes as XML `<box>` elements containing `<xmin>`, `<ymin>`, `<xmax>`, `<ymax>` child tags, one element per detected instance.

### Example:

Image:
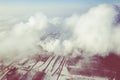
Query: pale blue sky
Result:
<box><xmin>0</xmin><ymin>0</ymin><xmax>119</xmax><ymax>17</ymax></box>
<box><xmin>0</xmin><ymin>0</ymin><xmax>119</xmax><ymax>6</ymax></box>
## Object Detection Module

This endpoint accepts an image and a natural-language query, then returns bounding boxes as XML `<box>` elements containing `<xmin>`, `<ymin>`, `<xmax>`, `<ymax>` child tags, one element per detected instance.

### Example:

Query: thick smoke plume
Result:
<box><xmin>0</xmin><ymin>4</ymin><xmax>120</xmax><ymax>59</ymax></box>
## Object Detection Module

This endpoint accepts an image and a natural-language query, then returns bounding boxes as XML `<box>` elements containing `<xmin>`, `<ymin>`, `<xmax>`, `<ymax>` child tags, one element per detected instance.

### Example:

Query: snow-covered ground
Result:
<box><xmin>0</xmin><ymin>56</ymin><xmax>110</xmax><ymax>80</ymax></box>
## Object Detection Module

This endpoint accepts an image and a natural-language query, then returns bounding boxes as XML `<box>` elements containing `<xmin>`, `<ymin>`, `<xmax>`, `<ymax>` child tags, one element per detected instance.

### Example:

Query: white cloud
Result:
<box><xmin>0</xmin><ymin>4</ymin><xmax>120</xmax><ymax>59</ymax></box>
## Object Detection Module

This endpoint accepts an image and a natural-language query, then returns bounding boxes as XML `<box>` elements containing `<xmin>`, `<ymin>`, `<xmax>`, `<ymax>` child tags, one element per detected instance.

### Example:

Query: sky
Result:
<box><xmin>0</xmin><ymin>0</ymin><xmax>120</xmax><ymax>17</ymax></box>
<box><xmin>0</xmin><ymin>0</ymin><xmax>119</xmax><ymax>5</ymax></box>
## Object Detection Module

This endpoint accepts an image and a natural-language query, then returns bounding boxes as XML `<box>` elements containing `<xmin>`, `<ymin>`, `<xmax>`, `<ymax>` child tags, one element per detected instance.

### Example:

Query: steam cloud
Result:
<box><xmin>0</xmin><ymin>4</ymin><xmax>120</xmax><ymax>59</ymax></box>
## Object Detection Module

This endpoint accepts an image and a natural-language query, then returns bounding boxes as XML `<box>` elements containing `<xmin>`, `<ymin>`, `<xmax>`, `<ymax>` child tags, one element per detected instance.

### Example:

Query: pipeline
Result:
<box><xmin>56</xmin><ymin>57</ymin><xmax>66</xmax><ymax>80</ymax></box>
<box><xmin>0</xmin><ymin>55</ymin><xmax>67</xmax><ymax>80</ymax></box>
<box><xmin>20</xmin><ymin>60</ymin><xmax>38</xmax><ymax>80</ymax></box>
<box><xmin>32</xmin><ymin>55</ymin><xmax>55</xmax><ymax>80</ymax></box>
<box><xmin>34</xmin><ymin>55</ymin><xmax>51</xmax><ymax>70</ymax></box>
<box><xmin>51</xmin><ymin>56</ymin><xmax>65</xmax><ymax>76</ymax></box>
<box><xmin>51</xmin><ymin>56</ymin><xmax>60</xmax><ymax>72</ymax></box>
<box><xmin>0</xmin><ymin>60</ymin><xmax>18</xmax><ymax>80</ymax></box>
<box><xmin>42</xmin><ymin>55</ymin><xmax>55</xmax><ymax>72</ymax></box>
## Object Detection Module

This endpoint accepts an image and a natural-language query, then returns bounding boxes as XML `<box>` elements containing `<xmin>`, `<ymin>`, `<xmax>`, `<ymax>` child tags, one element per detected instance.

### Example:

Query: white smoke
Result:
<box><xmin>0</xmin><ymin>4</ymin><xmax>120</xmax><ymax>59</ymax></box>
<box><xmin>70</xmin><ymin>4</ymin><xmax>118</xmax><ymax>56</ymax></box>
<box><xmin>0</xmin><ymin>13</ymin><xmax>48</xmax><ymax>58</ymax></box>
